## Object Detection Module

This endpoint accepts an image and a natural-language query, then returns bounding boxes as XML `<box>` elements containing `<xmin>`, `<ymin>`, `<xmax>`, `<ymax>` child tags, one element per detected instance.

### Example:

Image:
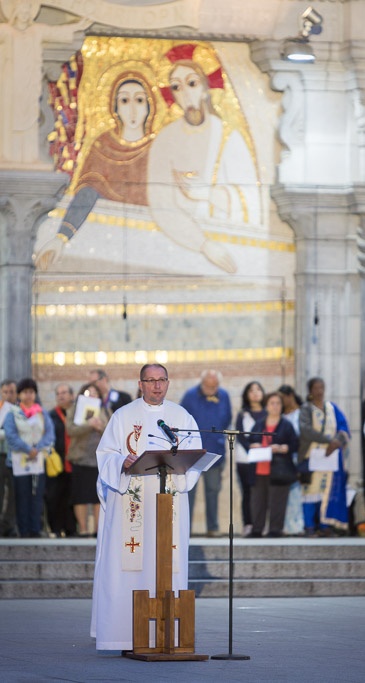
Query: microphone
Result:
<box><xmin>157</xmin><ymin>419</ymin><xmax>178</xmax><ymax>445</ymax></box>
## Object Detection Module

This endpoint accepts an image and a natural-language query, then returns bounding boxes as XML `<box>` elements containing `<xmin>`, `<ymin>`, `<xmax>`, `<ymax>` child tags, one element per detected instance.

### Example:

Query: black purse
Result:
<box><xmin>297</xmin><ymin>459</ymin><xmax>312</xmax><ymax>485</ymax></box>
<box><xmin>270</xmin><ymin>453</ymin><xmax>298</xmax><ymax>486</ymax></box>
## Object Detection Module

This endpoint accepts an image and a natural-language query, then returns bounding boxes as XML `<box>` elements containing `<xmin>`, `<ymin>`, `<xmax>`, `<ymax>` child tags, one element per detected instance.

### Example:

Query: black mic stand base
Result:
<box><xmin>211</xmin><ymin>653</ymin><xmax>250</xmax><ymax>661</ymax></box>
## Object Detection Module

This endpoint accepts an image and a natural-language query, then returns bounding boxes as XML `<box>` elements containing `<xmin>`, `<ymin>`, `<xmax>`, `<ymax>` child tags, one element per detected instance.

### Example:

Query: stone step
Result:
<box><xmin>2</xmin><ymin>558</ymin><xmax>364</xmax><ymax>581</ymax></box>
<box><xmin>1</xmin><ymin>539</ymin><xmax>365</xmax><ymax>599</ymax></box>
<box><xmin>0</xmin><ymin>561</ymin><xmax>95</xmax><ymax>580</ymax></box>
<box><xmin>0</xmin><ymin>539</ymin><xmax>96</xmax><ymax>561</ymax></box>
<box><xmin>189</xmin><ymin>541</ymin><xmax>365</xmax><ymax>561</ymax></box>
<box><xmin>189</xmin><ymin>559</ymin><xmax>365</xmax><ymax>579</ymax></box>
<box><xmin>2</xmin><ymin>538</ymin><xmax>365</xmax><ymax>561</ymax></box>
<box><xmin>2</xmin><ymin>577</ymin><xmax>365</xmax><ymax>599</ymax></box>
<box><xmin>189</xmin><ymin>578</ymin><xmax>365</xmax><ymax>598</ymax></box>
<box><xmin>0</xmin><ymin>580</ymin><xmax>93</xmax><ymax>599</ymax></box>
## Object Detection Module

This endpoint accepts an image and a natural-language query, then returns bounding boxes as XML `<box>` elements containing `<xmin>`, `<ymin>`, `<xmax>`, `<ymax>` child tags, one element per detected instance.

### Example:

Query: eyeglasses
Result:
<box><xmin>140</xmin><ymin>378</ymin><xmax>168</xmax><ymax>384</ymax></box>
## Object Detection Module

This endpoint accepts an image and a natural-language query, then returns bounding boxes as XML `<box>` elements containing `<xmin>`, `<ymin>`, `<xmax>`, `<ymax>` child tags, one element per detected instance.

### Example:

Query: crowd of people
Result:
<box><xmin>0</xmin><ymin>368</ymin><xmax>358</xmax><ymax>540</ymax></box>
<box><xmin>235</xmin><ymin>377</ymin><xmax>351</xmax><ymax>538</ymax></box>
<box><xmin>0</xmin><ymin>371</ymin><xmax>131</xmax><ymax>538</ymax></box>
<box><xmin>181</xmin><ymin>372</ymin><xmax>353</xmax><ymax>538</ymax></box>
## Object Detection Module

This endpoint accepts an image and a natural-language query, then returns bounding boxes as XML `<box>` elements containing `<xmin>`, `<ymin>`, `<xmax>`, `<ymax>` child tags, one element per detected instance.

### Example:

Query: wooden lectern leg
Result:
<box><xmin>133</xmin><ymin>590</ymin><xmax>150</xmax><ymax>650</ymax></box>
<box><xmin>178</xmin><ymin>590</ymin><xmax>195</xmax><ymax>651</ymax></box>
<box><xmin>163</xmin><ymin>590</ymin><xmax>176</xmax><ymax>654</ymax></box>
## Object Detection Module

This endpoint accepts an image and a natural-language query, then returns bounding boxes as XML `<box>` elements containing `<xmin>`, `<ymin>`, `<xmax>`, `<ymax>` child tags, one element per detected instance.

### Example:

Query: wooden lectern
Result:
<box><xmin>125</xmin><ymin>448</ymin><xmax>213</xmax><ymax>661</ymax></box>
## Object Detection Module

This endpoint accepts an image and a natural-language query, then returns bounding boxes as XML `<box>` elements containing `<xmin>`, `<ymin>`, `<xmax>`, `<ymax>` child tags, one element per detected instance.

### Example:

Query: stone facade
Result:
<box><xmin>0</xmin><ymin>1</ymin><xmax>364</xmax><ymax>491</ymax></box>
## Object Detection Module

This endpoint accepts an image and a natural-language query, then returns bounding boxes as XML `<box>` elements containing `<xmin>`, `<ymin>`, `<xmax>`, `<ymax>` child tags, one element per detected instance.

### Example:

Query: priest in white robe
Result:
<box><xmin>90</xmin><ymin>363</ymin><xmax>203</xmax><ymax>652</ymax></box>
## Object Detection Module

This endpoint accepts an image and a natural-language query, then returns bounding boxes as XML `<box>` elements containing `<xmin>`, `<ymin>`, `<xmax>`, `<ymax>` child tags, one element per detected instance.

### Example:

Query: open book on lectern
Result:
<box><xmin>128</xmin><ymin>449</ymin><xmax>221</xmax><ymax>477</ymax></box>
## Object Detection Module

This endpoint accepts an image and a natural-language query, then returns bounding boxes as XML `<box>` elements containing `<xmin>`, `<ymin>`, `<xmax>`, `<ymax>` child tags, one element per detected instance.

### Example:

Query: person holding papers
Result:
<box><xmin>235</xmin><ymin>380</ymin><xmax>266</xmax><ymax>537</ymax></box>
<box><xmin>298</xmin><ymin>377</ymin><xmax>350</xmax><ymax>537</ymax></box>
<box><xmin>3</xmin><ymin>378</ymin><xmax>55</xmax><ymax>538</ymax></box>
<box><xmin>66</xmin><ymin>382</ymin><xmax>111</xmax><ymax>537</ymax></box>
<box><xmin>248</xmin><ymin>392</ymin><xmax>298</xmax><ymax>538</ymax></box>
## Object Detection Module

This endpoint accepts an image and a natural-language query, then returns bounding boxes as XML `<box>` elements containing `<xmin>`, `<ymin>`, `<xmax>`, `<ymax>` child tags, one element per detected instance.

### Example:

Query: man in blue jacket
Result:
<box><xmin>181</xmin><ymin>370</ymin><xmax>232</xmax><ymax>536</ymax></box>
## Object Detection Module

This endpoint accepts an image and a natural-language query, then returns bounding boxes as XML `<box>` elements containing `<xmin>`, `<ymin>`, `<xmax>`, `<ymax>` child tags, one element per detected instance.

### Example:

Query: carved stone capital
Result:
<box><xmin>249</xmin><ymin>39</ymin><xmax>284</xmax><ymax>75</ymax></box>
<box><xmin>352</xmin><ymin>183</ymin><xmax>365</xmax><ymax>214</ymax></box>
<box><xmin>0</xmin><ymin>171</ymin><xmax>68</xmax><ymax>262</ymax></box>
<box><xmin>271</xmin><ymin>182</ymin><xmax>354</xmax><ymax>236</ymax></box>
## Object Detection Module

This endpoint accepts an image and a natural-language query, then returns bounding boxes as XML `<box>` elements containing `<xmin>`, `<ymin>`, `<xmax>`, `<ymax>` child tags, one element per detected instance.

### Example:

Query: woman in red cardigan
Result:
<box><xmin>248</xmin><ymin>391</ymin><xmax>298</xmax><ymax>538</ymax></box>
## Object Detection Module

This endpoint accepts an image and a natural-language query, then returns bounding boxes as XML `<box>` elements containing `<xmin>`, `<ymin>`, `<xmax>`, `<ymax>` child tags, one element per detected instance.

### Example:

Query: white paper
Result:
<box><xmin>242</xmin><ymin>412</ymin><xmax>255</xmax><ymax>432</ymax></box>
<box><xmin>187</xmin><ymin>451</ymin><xmax>221</xmax><ymax>475</ymax></box>
<box><xmin>234</xmin><ymin>441</ymin><xmax>249</xmax><ymax>463</ymax></box>
<box><xmin>11</xmin><ymin>451</ymin><xmax>44</xmax><ymax>476</ymax></box>
<box><xmin>0</xmin><ymin>401</ymin><xmax>12</xmax><ymax>428</ymax></box>
<box><xmin>346</xmin><ymin>486</ymin><xmax>357</xmax><ymax>507</ymax></box>
<box><xmin>73</xmin><ymin>395</ymin><xmax>101</xmax><ymax>425</ymax></box>
<box><xmin>247</xmin><ymin>447</ymin><xmax>272</xmax><ymax>463</ymax></box>
<box><xmin>309</xmin><ymin>447</ymin><xmax>339</xmax><ymax>472</ymax></box>
<box><xmin>200</xmin><ymin>451</ymin><xmax>222</xmax><ymax>472</ymax></box>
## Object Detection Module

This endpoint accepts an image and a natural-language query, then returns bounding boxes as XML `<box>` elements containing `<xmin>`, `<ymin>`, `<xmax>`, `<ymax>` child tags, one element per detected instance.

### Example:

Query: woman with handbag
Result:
<box><xmin>278</xmin><ymin>384</ymin><xmax>305</xmax><ymax>536</ymax></box>
<box><xmin>298</xmin><ymin>377</ymin><xmax>350</xmax><ymax>537</ymax></box>
<box><xmin>3</xmin><ymin>378</ymin><xmax>55</xmax><ymax>538</ymax></box>
<box><xmin>235</xmin><ymin>380</ymin><xmax>266</xmax><ymax>537</ymax></box>
<box><xmin>248</xmin><ymin>391</ymin><xmax>298</xmax><ymax>538</ymax></box>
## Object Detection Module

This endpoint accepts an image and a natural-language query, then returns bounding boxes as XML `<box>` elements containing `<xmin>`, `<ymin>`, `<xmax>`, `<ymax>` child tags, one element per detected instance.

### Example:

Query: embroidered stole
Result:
<box><xmin>303</xmin><ymin>401</ymin><xmax>337</xmax><ymax>501</ymax></box>
<box><xmin>121</xmin><ymin>474</ymin><xmax>180</xmax><ymax>572</ymax></box>
<box><xmin>121</xmin><ymin>403</ymin><xmax>181</xmax><ymax>571</ymax></box>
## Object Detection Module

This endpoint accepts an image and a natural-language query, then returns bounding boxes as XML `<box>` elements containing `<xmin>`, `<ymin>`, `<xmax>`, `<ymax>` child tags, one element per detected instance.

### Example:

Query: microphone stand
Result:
<box><xmin>210</xmin><ymin>428</ymin><xmax>250</xmax><ymax>660</ymax></box>
<box><xmin>175</xmin><ymin>425</ymin><xmax>271</xmax><ymax>661</ymax></box>
<box><xmin>147</xmin><ymin>431</ymin><xmax>182</xmax><ymax>492</ymax></box>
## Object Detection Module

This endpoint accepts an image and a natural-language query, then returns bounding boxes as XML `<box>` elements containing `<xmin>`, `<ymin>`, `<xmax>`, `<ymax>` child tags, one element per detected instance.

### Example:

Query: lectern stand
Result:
<box><xmin>125</xmin><ymin>448</ymin><xmax>215</xmax><ymax>661</ymax></box>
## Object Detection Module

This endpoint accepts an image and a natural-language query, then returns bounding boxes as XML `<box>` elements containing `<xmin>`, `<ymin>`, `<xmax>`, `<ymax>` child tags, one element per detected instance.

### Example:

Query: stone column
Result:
<box><xmin>0</xmin><ymin>171</ymin><xmax>68</xmax><ymax>380</ymax></box>
<box><xmin>354</xmin><ymin>185</ymin><xmax>365</xmax><ymax>482</ymax></box>
<box><xmin>272</xmin><ymin>184</ymin><xmax>361</xmax><ymax>483</ymax></box>
<box><xmin>250</xmin><ymin>39</ymin><xmax>363</xmax><ymax>483</ymax></box>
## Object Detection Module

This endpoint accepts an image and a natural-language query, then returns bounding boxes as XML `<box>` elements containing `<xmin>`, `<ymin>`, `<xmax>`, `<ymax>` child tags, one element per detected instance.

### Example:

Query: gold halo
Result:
<box><xmin>96</xmin><ymin>59</ymin><xmax>165</xmax><ymax>137</ymax></box>
<box><xmin>69</xmin><ymin>56</ymin><xmax>167</xmax><ymax>192</ymax></box>
<box><xmin>102</xmin><ymin>62</ymin><xmax>157</xmax><ymax>137</ymax></box>
<box><xmin>75</xmin><ymin>56</ymin><xmax>167</xmax><ymax>151</ymax></box>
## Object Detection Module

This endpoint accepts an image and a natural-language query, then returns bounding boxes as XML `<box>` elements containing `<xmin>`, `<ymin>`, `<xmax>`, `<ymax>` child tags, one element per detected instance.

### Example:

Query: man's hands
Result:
<box><xmin>326</xmin><ymin>438</ymin><xmax>341</xmax><ymax>456</ymax></box>
<box><xmin>123</xmin><ymin>453</ymin><xmax>138</xmax><ymax>471</ymax></box>
<box><xmin>173</xmin><ymin>171</ymin><xmax>230</xmax><ymax>214</ymax></box>
<box><xmin>202</xmin><ymin>240</ymin><xmax>237</xmax><ymax>273</ymax></box>
<box><xmin>35</xmin><ymin>236</ymin><xmax>65</xmax><ymax>271</ymax></box>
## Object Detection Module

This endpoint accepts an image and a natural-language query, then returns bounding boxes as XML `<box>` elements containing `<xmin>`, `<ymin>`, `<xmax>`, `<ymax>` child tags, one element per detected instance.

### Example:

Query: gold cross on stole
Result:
<box><xmin>125</xmin><ymin>536</ymin><xmax>141</xmax><ymax>553</ymax></box>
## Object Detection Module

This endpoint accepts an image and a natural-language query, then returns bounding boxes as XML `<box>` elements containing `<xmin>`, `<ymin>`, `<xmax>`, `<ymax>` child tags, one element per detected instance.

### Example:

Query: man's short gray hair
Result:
<box><xmin>200</xmin><ymin>369</ymin><xmax>223</xmax><ymax>384</ymax></box>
